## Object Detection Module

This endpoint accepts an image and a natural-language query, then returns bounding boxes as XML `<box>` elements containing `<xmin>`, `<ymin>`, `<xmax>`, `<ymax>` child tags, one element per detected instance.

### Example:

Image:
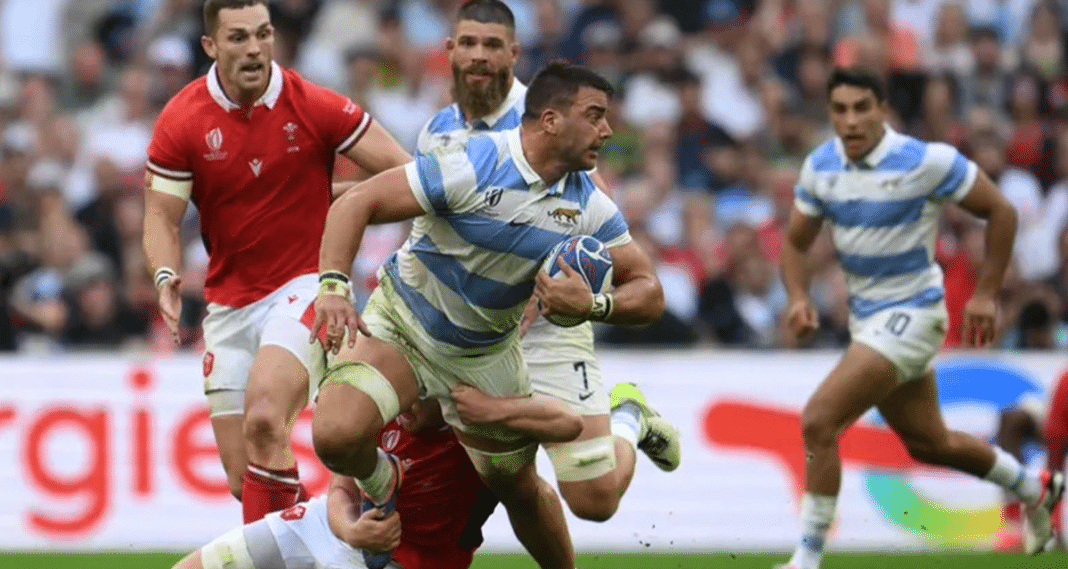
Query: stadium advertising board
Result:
<box><xmin>1</xmin><ymin>352</ymin><xmax>1064</xmax><ymax>551</ymax></box>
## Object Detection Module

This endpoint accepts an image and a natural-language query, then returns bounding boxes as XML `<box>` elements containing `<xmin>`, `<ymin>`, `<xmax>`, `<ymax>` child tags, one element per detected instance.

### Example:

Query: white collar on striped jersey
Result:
<box><xmin>206</xmin><ymin>61</ymin><xmax>284</xmax><ymax>112</ymax></box>
<box><xmin>835</xmin><ymin>123</ymin><xmax>897</xmax><ymax>170</ymax></box>
<box><xmin>506</xmin><ymin>126</ymin><xmax>564</xmax><ymax>196</ymax></box>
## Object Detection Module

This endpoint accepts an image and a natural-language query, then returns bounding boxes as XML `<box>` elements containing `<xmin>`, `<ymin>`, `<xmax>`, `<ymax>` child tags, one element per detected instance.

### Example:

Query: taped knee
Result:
<box><xmin>462</xmin><ymin>442</ymin><xmax>538</xmax><ymax>478</ymax></box>
<box><xmin>320</xmin><ymin>361</ymin><xmax>400</xmax><ymax>424</ymax></box>
<box><xmin>544</xmin><ymin>436</ymin><xmax>616</xmax><ymax>482</ymax></box>
<box><xmin>206</xmin><ymin>389</ymin><xmax>245</xmax><ymax>418</ymax></box>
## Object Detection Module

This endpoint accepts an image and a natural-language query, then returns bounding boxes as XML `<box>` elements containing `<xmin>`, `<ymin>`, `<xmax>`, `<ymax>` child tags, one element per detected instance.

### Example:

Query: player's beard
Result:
<box><xmin>453</xmin><ymin>62</ymin><xmax>510</xmax><ymax>120</ymax></box>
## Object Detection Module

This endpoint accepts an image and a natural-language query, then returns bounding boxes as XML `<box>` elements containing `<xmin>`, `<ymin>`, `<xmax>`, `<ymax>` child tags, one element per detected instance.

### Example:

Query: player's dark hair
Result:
<box><xmin>826</xmin><ymin>66</ymin><xmax>886</xmax><ymax>103</ymax></box>
<box><xmin>523</xmin><ymin>61</ymin><xmax>614</xmax><ymax>121</ymax></box>
<box><xmin>203</xmin><ymin>0</ymin><xmax>268</xmax><ymax>35</ymax></box>
<box><xmin>456</xmin><ymin>0</ymin><xmax>515</xmax><ymax>29</ymax></box>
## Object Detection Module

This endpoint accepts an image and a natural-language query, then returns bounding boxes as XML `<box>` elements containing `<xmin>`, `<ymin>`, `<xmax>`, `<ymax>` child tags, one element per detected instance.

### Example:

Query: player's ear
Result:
<box><xmin>445</xmin><ymin>36</ymin><xmax>455</xmax><ymax>53</ymax></box>
<box><xmin>541</xmin><ymin>108</ymin><xmax>560</xmax><ymax>135</ymax></box>
<box><xmin>201</xmin><ymin>35</ymin><xmax>218</xmax><ymax>60</ymax></box>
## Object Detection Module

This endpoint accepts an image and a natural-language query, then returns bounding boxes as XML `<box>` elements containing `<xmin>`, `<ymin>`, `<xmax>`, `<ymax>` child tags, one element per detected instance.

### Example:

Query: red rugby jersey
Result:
<box><xmin>379</xmin><ymin>420</ymin><xmax>489</xmax><ymax>569</ymax></box>
<box><xmin>1045</xmin><ymin>368</ymin><xmax>1068</xmax><ymax>471</ymax></box>
<box><xmin>146</xmin><ymin>62</ymin><xmax>371</xmax><ymax>307</ymax></box>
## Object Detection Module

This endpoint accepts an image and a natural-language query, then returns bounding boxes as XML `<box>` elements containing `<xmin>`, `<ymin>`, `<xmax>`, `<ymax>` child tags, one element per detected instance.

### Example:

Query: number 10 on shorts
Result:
<box><xmin>885</xmin><ymin>311</ymin><xmax>911</xmax><ymax>336</ymax></box>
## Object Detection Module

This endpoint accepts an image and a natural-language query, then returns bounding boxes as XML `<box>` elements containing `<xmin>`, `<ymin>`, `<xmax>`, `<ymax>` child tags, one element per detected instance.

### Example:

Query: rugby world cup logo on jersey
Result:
<box><xmin>203</xmin><ymin>127</ymin><xmax>227</xmax><ymax>161</ymax></box>
<box><xmin>284</xmin><ymin>122</ymin><xmax>300</xmax><ymax>153</ymax></box>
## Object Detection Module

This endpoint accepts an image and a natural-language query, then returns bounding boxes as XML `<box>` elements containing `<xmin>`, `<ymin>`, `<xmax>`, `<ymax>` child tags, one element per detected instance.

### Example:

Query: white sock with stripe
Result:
<box><xmin>788</xmin><ymin>492</ymin><xmax>836</xmax><ymax>569</ymax></box>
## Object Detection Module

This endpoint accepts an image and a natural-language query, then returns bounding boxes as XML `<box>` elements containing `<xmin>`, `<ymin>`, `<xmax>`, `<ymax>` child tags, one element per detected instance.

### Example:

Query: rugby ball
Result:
<box><xmin>539</xmin><ymin>235</ymin><xmax>614</xmax><ymax>327</ymax></box>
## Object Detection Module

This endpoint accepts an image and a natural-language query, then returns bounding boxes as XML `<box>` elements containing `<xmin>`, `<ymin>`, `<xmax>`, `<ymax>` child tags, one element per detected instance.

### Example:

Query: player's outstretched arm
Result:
<box><xmin>956</xmin><ymin>170</ymin><xmax>1018</xmax><ymax>347</ymax></box>
<box><xmin>451</xmin><ymin>385</ymin><xmax>583</xmax><ymax>443</ymax></box>
<box><xmin>326</xmin><ymin>474</ymin><xmax>401</xmax><ymax>553</ymax></box>
<box><xmin>780</xmin><ymin>205</ymin><xmax>823</xmax><ymax>341</ymax></box>
<box><xmin>319</xmin><ymin>167</ymin><xmax>425</xmax><ymax>276</ymax></box>
<box><xmin>143</xmin><ymin>174</ymin><xmax>190</xmax><ymax>342</ymax></box>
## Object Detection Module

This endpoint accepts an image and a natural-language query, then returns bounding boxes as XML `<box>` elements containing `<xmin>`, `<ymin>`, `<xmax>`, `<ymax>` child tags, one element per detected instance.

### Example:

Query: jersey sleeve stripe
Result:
<box><xmin>929</xmin><ymin>153</ymin><xmax>968</xmax><ymax>198</ymax></box>
<box><xmin>146</xmin><ymin>160</ymin><xmax>192</xmax><ymax>181</ymax></box>
<box><xmin>592</xmin><ymin>211</ymin><xmax>628</xmax><ymax>244</ymax></box>
<box><xmin>415</xmin><ymin>154</ymin><xmax>449</xmax><ymax>212</ymax></box>
<box><xmin>794</xmin><ymin>185</ymin><xmax>823</xmax><ymax>217</ymax></box>
<box><xmin>404</xmin><ymin>161</ymin><xmax>435</xmax><ymax>214</ymax></box>
<box><xmin>335</xmin><ymin>112</ymin><xmax>373</xmax><ymax>154</ymax></box>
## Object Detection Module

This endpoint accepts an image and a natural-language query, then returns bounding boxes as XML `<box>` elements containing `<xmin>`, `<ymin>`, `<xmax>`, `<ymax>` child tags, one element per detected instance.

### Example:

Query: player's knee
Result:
<box><xmin>563</xmin><ymin>486</ymin><xmax>619</xmax><ymax>522</ymax></box>
<box><xmin>311</xmin><ymin>411</ymin><xmax>376</xmax><ymax>472</ymax></box>
<box><xmin>243</xmin><ymin>403</ymin><xmax>289</xmax><ymax>451</ymax></box>
<box><xmin>800</xmin><ymin>405</ymin><xmax>840</xmax><ymax>448</ymax></box>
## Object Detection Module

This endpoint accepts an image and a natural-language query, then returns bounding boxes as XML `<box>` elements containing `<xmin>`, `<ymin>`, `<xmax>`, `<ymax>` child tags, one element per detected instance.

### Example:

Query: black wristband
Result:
<box><xmin>318</xmin><ymin>270</ymin><xmax>350</xmax><ymax>284</ymax></box>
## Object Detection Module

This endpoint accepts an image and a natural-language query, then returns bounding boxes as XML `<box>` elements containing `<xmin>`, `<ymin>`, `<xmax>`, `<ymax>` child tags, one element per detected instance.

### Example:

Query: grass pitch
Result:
<box><xmin>3</xmin><ymin>551</ymin><xmax>1067</xmax><ymax>569</ymax></box>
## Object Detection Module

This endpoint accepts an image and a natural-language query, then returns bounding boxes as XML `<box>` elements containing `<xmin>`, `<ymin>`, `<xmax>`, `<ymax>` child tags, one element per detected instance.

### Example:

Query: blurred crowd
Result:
<box><xmin>4</xmin><ymin>0</ymin><xmax>1068</xmax><ymax>352</ymax></box>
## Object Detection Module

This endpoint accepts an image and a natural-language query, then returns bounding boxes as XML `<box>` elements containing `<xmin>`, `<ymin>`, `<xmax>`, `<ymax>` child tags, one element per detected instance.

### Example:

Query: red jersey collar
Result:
<box><xmin>206</xmin><ymin>61</ymin><xmax>284</xmax><ymax>112</ymax></box>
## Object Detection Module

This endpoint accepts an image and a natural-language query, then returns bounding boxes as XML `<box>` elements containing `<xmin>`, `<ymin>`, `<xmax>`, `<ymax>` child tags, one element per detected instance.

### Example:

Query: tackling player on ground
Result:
<box><xmin>309</xmin><ymin>61</ymin><xmax>665</xmax><ymax>569</ymax></box>
<box><xmin>778</xmin><ymin>66</ymin><xmax>1064</xmax><ymax>569</ymax></box>
<box><xmin>172</xmin><ymin>390</ymin><xmax>583</xmax><ymax>569</ymax></box>
<box><xmin>143</xmin><ymin>0</ymin><xmax>410</xmax><ymax>524</ymax></box>
<box><xmin>417</xmin><ymin>0</ymin><xmax>680</xmax><ymax>523</ymax></box>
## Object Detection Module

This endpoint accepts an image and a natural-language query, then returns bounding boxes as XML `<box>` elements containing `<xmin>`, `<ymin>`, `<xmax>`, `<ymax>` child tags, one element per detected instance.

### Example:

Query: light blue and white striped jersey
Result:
<box><xmin>392</xmin><ymin>127</ymin><xmax>630</xmax><ymax>352</ymax></box>
<box><xmin>416</xmin><ymin>80</ymin><xmax>526</xmax><ymax>155</ymax></box>
<box><xmin>794</xmin><ymin>126</ymin><xmax>978</xmax><ymax>319</ymax></box>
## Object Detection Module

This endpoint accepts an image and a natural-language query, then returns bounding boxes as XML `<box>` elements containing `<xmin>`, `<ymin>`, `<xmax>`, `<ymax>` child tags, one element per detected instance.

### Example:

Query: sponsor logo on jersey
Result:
<box><xmin>203</xmin><ymin>128</ymin><xmax>227</xmax><ymax>161</ymax></box>
<box><xmin>249</xmin><ymin>158</ymin><xmax>262</xmax><ymax>177</ymax></box>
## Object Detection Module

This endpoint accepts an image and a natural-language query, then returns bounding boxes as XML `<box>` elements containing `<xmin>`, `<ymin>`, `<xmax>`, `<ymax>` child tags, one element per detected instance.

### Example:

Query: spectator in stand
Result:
<box><xmin>1019</xmin><ymin>1</ymin><xmax>1065</xmax><ymax>81</ymax></box>
<box><xmin>911</xmin><ymin>74</ymin><xmax>967</xmax><ymax>147</ymax></box>
<box><xmin>923</xmin><ymin>1</ymin><xmax>974</xmax><ymax>80</ymax></box>
<box><xmin>960</xmin><ymin>26</ymin><xmax>1013</xmax><ymax>111</ymax></box>
<box><xmin>1005</xmin><ymin>72</ymin><xmax>1054</xmax><ymax>185</ymax></box>
<box><xmin>971</xmin><ymin>133</ymin><xmax>1046</xmax><ymax>282</ymax></box>
<box><xmin>60</xmin><ymin>252</ymin><xmax>147</xmax><ymax>349</ymax></box>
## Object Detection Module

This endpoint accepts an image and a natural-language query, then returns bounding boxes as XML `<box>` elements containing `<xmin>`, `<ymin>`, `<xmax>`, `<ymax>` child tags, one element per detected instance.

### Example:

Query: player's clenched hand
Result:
<box><xmin>786</xmin><ymin>297</ymin><xmax>819</xmax><ymax>341</ymax></box>
<box><xmin>311</xmin><ymin>293</ymin><xmax>369</xmax><ymax>354</ymax></box>
<box><xmin>451</xmin><ymin>384</ymin><xmax>504</xmax><ymax>425</ymax></box>
<box><xmin>518</xmin><ymin>296</ymin><xmax>541</xmax><ymax>338</ymax></box>
<box><xmin>534</xmin><ymin>258</ymin><xmax>593</xmax><ymax>319</ymax></box>
<box><xmin>962</xmin><ymin>293</ymin><xmax>998</xmax><ymax>348</ymax></box>
<box><xmin>344</xmin><ymin>508</ymin><xmax>401</xmax><ymax>553</ymax></box>
<box><xmin>157</xmin><ymin>275</ymin><xmax>182</xmax><ymax>345</ymax></box>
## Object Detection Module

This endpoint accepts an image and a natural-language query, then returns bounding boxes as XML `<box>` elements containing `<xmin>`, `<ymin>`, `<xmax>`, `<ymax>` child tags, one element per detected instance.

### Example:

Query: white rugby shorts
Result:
<box><xmin>201</xmin><ymin>273</ymin><xmax>326</xmax><ymax>399</ymax></box>
<box><xmin>523</xmin><ymin>317</ymin><xmax>607</xmax><ymax>417</ymax></box>
<box><xmin>199</xmin><ymin>496</ymin><xmax>401</xmax><ymax>569</ymax></box>
<box><xmin>361</xmin><ymin>273</ymin><xmax>532</xmax><ymax>444</ymax></box>
<box><xmin>850</xmin><ymin>302</ymin><xmax>948</xmax><ymax>384</ymax></box>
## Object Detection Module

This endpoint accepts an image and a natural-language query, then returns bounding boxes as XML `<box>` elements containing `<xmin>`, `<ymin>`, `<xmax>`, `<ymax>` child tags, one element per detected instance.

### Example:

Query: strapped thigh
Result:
<box><xmin>320</xmin><ymin>361</ymin><xmax>401</xmax><ymax>425</ymax></box>
<box><xmin>544</xmin><ymin>435</ymin><xmax>616</xmax><ymax>482</ymax></box>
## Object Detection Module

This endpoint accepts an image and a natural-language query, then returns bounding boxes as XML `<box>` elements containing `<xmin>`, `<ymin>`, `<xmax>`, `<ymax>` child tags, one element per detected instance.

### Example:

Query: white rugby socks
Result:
<box><xmin>356</xmin><ymin>448</ymin><xmax>396</xmax><ymax>505</ymax></box>
<box><xmin>610</xmin><ymin>403</ymin><xmax>641</xmax><ymax>447</ymax></box>
<box><xmin>984</xmin><ymin>446</ymin><xmax>1042</xmax><ymax>505</ymax></box>
<box><xmin>788</xmin><ymin>492</ymin><xmax>836</xmax><ymax>569</ymax></box>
